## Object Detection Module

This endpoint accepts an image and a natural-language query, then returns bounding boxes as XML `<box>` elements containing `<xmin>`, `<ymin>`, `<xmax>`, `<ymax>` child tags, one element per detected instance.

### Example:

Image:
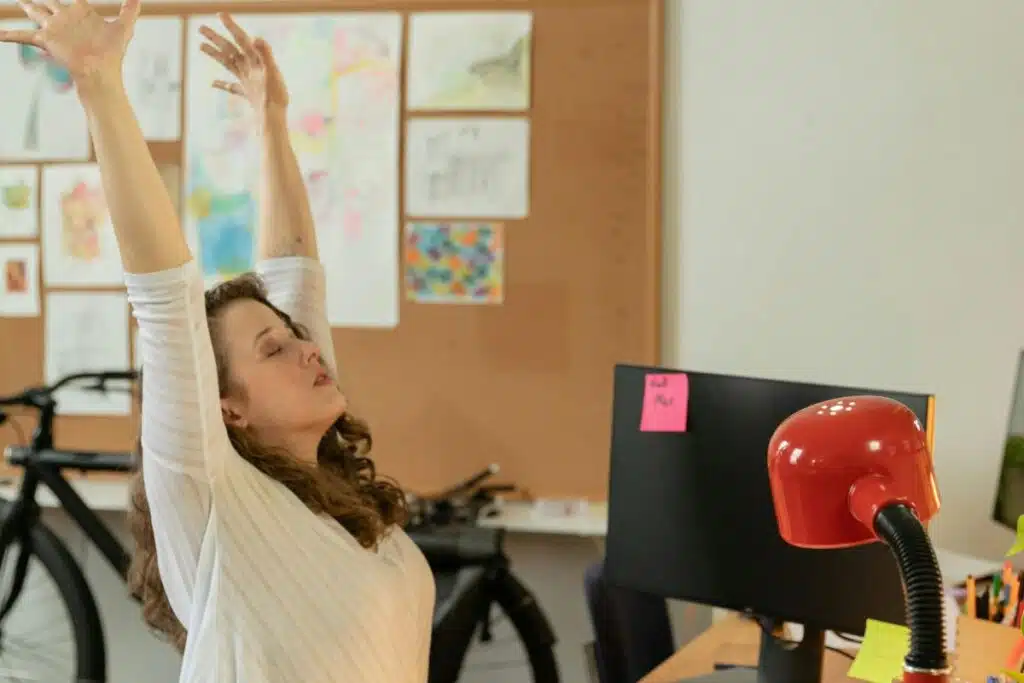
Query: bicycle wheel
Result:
<box><xmin>0</xmin><ymin>501</ymin><xmax>106</xmax><ymax>682</ymax></box>
<box><xmin>490</xmin><ymin>571</ymin><xmax>559</xmax><ymax>683</ymax></box>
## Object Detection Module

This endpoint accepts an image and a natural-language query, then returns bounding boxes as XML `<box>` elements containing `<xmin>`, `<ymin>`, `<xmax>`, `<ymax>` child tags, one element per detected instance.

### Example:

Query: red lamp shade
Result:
<box><xmin>767</xmin><ymin>395</ymin><xmax>940</xmax><ymax>549</ymax></box>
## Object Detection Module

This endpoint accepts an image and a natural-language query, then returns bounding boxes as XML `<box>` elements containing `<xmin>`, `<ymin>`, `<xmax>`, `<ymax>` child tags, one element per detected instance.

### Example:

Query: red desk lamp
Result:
<box><xmin>768</xmin><ymin>395</ymin><xmax>949</xmax><ymax>683</ymax></box>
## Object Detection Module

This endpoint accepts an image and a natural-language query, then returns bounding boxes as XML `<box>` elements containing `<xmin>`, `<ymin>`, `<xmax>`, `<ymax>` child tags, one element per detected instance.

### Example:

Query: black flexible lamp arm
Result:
<box><xmin>873</xmin><ymin>503</ymin><xmax>949</xmax><ymax>677</ymax></box>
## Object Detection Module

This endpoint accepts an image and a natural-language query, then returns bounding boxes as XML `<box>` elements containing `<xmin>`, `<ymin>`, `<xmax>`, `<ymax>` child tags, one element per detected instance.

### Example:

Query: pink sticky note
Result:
<box><xmin>640</xmin><ymin>373</ymin><xmax>690</xmax><ymax>432</ymax></box>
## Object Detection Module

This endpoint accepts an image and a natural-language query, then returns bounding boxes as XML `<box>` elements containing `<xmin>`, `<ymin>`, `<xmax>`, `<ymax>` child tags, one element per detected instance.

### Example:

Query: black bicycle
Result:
<box><xmin>0</xmin><ymin>371</ymin><xmax>558</xmax><ymax>683</ymax></box>
<box><xmin>406</xmin><ymin>465</ymin><xmax>560</xmax><ymax>683</ymax></box>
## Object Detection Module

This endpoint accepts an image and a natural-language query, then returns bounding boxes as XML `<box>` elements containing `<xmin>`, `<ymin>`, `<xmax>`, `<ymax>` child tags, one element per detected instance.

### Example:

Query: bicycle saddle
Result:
<box><xmin>406</xmin><ymin>525</ymin><xmax>505</xmax><ymax>570</ymax></box>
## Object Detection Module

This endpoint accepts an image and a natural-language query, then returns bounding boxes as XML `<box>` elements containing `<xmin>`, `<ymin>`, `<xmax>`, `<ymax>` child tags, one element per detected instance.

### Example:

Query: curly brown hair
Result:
<box><xmin>127</xmin><ymin>273</ymin><xmax>407</xmax><ymax>651</ymax></box>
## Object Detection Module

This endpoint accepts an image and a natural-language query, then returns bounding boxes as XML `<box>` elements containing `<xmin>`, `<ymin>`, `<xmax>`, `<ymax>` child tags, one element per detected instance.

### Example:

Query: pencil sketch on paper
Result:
<box><xmin>45</xmin><ymin>292</ymin><xmax>131</xmax><ymax>416</ymax></box>
<box><xmin>185</xmin><ymin>14</ymin><xmax>403</xmax><ymax>328</ymax></box>
<box><xmin>0</xmin><ymin>21</ymin><xmax>89</xmax><ymax>160</ymax></box>
<box><xmin>124</xmin><ymin>18</ymin><xmax>184</xmax><ymax>141</ymax></box>
<box><xmin>405</xmin><ymin>117</ymin><xmax>530</xmax><ymax>219</ymax></box>
<box><xmin>0</xmin><ymin>166</ymin><xmax>38</xmax><ymax>238</ymax></box>
<box><xmin>407</xmin><ymin>12</ymin><xmax>532</xmax><ymax>111</ymax></box>
<box><xmin>41</xmin><ymin>165</ymin><xmax>124</xmax><ymax>287</ymax></box>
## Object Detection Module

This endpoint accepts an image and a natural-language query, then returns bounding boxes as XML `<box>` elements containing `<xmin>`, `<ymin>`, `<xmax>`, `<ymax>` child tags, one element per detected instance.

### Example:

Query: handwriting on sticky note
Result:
<box><xmin>640</xmin><ymin>373</ymin><xmax>689</xmax><ymax>432</ymax></box>
<box><xmin>846</xmin><ymin>619</ymin><xmax>909</xmax><ymax>683</ymax></box>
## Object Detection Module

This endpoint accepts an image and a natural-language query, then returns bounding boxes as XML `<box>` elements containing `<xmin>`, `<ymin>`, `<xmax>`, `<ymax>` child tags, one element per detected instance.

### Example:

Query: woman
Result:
<box><xmin>0</xmin><ymin>3</ymin><xmax>435</xmax><ymax>682</ymax></box>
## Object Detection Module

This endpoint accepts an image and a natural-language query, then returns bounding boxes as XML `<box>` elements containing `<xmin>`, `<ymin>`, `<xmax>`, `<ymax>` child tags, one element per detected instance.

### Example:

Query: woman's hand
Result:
<box><xmin>0</xmin><ymin>0</ymin><xmax>140</xmax><ymax>96</ymax></box>
<box><xmin>199</xmin><ymin>13</ymin><xmax>289</xmax><ymax>116</ymax></box>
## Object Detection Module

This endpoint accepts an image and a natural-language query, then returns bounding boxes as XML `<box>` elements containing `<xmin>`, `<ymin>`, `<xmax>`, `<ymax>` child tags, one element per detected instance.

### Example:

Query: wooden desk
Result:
<box><xmin>642</xmin><ymin>615</ymin><xmax>1021</xmax><ymax>683</ymax></box>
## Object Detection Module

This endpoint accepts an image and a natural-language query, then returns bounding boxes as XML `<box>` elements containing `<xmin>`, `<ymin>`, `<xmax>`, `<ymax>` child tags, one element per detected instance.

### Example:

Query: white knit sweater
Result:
<box><xmin>127</xmin><ymin>257</ymin><xmax>434</xmax><ymax>683</ymax></box>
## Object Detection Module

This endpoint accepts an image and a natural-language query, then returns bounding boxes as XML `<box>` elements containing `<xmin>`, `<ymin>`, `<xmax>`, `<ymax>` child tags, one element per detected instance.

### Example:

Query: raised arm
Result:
<box><xmin>0</xmin><ymin>0</ymin><xmax>228</xmax><ymax>621</ymax></box>
<box><xmin>0</xmin><ymin>0</ymin><xmax>189</xmax><ymax>273</ymax></box>
<box><xmin>199</xmin><ymin>15</ymin><xmax>337</xmax><ymax>374</ymax></box>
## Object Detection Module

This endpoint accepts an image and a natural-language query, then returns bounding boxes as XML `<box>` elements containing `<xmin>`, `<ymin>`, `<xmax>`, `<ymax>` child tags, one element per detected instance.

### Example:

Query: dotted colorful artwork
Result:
<box><xmin>404</xmin><ymin>222</ymin><xmax>504</xmax><ymax>304</ymax></box>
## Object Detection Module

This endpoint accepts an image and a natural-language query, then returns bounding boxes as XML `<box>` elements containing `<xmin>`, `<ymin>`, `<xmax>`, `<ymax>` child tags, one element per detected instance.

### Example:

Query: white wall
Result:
<box><xmin>664</xmin><ymin>0</ymin><xmax>1024</xmax><ymax>560</ymax></box>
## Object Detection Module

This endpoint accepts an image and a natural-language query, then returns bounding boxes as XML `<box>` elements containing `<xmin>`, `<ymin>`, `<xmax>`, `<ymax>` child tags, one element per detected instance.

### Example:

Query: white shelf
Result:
<box><xmin>0</xmin><ymin>477</ymin><xmax>130</xmax><ymax>513</ymax></box>
<box><xmin>478</xmin><ymin>501</ymin><xmax>608</xmax><ymax>537</ymax></box>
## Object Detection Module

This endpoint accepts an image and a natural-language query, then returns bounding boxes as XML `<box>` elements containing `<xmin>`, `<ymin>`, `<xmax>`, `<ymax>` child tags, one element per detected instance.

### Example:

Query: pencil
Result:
<box><xmin>966</xmin><ymin>575</ymin><xmax>977</xmax><ymax>618</ymax></box>
<box><xmin>1007</xmin><ymin>576</ymin><xmax>1021</xmax><ymax>627</ymax></box>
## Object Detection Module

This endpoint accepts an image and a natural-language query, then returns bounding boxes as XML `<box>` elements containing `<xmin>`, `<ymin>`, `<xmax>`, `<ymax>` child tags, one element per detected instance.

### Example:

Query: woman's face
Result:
<box><xmin>215</xmin><ymin>298</ymin><xmax>347</xmax><ymax>457</ymax></box>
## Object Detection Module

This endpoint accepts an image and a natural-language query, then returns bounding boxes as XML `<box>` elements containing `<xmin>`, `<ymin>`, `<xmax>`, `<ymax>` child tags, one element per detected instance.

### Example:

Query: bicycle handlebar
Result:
<box><xmin>431</xmin><ymin>463</ymin><xmax>501</xmax><ymax>501</ymax></box>
<box><xmin>0</xmin><ymin>370</ymin><xmax>139</xmax><ymax>410</ymax></box>
<box><xmin>406</xmin><ymin>464</ymin><xmax>517</xmax><ymax>530</ymax></box>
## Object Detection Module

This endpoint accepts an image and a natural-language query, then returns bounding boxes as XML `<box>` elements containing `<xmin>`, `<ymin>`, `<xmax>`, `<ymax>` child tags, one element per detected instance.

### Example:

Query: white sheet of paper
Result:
<box><xmin>0</xmin><ymin>21</ymin><xmax>90</xmax><ymax>160</ymax></box>
<box><xmin>41</xmin><ymin>164</ymin><xmax>124</xmax><ymax>287</ymax></box>
<box><xmin>124</xmin><ymin>17</ymin><xmax>184</xmax><ymax>141</ymax></box>
<box><xmin>45</xmin><ymin>292</ymin><xmax>131</xmax><ymax>416</ymax></box>
<box><xmin>0</xmin><ymin>243</ymin><xmax>40</xmax><ymax>317</ymax></box>
<box><xmin>186</xmin><ymin>14</ymin><xmax>403</xmax><ymax>327</ymax></box>
<box><xmin>405</xmin><ymin>117</ymin><xmax>530</xmax><ymax>218</ymax></box>
<box><xmin>0</xmin><ymin>166</ymin><xmax>38</xmax><ymax>238</ymax></box>
<box><xmin>408</xmin><ymin>12</ymin><xmax>532</xmax><ymax>111</ymax></box>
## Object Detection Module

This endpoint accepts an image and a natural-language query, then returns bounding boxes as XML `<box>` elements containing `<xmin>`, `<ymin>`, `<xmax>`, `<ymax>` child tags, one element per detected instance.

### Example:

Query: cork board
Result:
<box><xmin>0</xmin><ymin>0</ymin><xmax>662</xmax><ymax>500</ymax></box>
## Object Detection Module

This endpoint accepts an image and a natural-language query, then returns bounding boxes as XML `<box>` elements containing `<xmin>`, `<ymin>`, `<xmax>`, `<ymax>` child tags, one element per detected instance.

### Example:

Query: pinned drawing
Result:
<box><xmin>188</xmin><ymin>187</ymin><xmax>256</xmax><ymax>280</ymax></box>
<box><xmin>0</xmin><ymin>21</ymin><xmax>89</xmax><ymax>160</ymax></box>
<box><xmin>45</xmin><ymin>292</ymin><xmax>131</xmax><ymax>416</ymax></box>
<box><xmin>405</xmin><ymin>117</ymin><xmax>530</xmax><ymax>218</ymax></box>
<box><xmin>124</xmin><ymin>18</ymin><xmax>184</xmax><ymax>141</ymax></box>
<box><xmin>0</xmin><ymin>166</ymin><xmax>38</xmax><ymax>238</ymax></box>
<box><xmin>404</xmin><ymin>222</ymin><xmax>504</xmax><ymax>304</ymax></box>
<box><xmin>408</xmin><ymin>12</ymin><xmax>532</xmax><ymax>111</ymax></box>
<box><xmin>0</xmin><ymin>243</ymin><xmax>40</xmax><ymax>317</ymax></box>
<box><xmin>41</xmin><ymin>165</ymin><xmax>123</xmax><ymax>287</ymax></box>
<box><xmin>186</xmin><ymin>14</ymin><xmax>403</xmax><ymax>327</ymax></box>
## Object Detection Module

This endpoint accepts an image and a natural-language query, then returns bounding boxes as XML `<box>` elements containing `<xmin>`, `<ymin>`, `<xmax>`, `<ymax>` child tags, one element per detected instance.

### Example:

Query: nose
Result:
<box><xmin>299</xmin><ymin>340</ymin><xmax>321</xmax><ymax>367</ymax></box>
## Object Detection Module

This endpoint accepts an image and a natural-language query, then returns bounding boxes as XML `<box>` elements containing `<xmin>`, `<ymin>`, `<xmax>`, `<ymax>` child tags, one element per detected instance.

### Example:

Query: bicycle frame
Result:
<box><xmin>4</xmin><ymin>462</ymin><xmax>131</xmax><ymax>577</ymax></box>
<box><xmin>0</xmin><ymin>393</ymin><xmax>132</xmax><ymax>614</ymax></box>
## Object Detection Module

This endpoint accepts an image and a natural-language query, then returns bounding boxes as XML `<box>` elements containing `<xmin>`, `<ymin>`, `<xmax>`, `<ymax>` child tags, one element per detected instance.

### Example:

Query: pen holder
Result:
<box><xmin>952</xmin><ymin>572</ymin><xmax>1022</xmax><ymax>626</ymax></box>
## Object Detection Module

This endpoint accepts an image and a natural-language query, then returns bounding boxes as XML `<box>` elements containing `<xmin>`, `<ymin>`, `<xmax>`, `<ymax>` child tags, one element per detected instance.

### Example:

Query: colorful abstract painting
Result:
<box><xmin>404</xmin><ymin>222</ymin><xmax>504</xmax><ymax>304</ymax></box>
<box><xmin>185</xmin><ymin>14</ymin><xmax>403</xmax><ymax>328</ymax></box>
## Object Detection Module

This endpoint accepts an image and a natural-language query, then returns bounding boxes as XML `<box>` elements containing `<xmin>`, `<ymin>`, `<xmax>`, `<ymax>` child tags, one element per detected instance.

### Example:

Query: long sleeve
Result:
<box><xmin>256</xmin><ymin>257</ymin><xmax>337</xmax><ymax>377</ymax></box>
<box><xmin>127</xmin><ymin>259</ymin><xmax>232</xmax><ymax>623</ymax></box>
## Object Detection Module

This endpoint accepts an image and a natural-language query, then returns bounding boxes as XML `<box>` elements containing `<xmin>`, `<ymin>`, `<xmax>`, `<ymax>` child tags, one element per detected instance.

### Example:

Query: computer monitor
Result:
<box><xmin>605</xmin><ymin>364</ymin><xmax>934</xmax><ymax>683</ymax></box>
<box><xmin>993</xmin><ymin>350</ymin><xmax>1024</xmax><ymax>530</ymax></box>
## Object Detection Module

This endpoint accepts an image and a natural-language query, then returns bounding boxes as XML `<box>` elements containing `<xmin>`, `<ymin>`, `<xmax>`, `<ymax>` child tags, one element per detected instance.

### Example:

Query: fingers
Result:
<box><xmin>198</xmin><ymin>25</ymin><xmax>238</xmax><ymax>58</ymax></box>
<box><xmin>199</xmin><ymin>41</ymin><xmax>229</xmax><ymax>64</ymax></box>
<box><xmin>211</xmin><ymin>80</ymin><xmax>243</xmax><ymax>97</ymax></box>
<box><xmin>16</xmin><ymin>0</ymin><xmax>52</xmax><ymax>24</ymax></box>
<box><xmin>198</xmin><ymin>25</ymin><xmax>246</xmax><ymax>75</ymax></box>
<box><xmin>38</xmin><ymin>0</ymin><xmax>62</xmax><ymax>13</ymax></box>
<box><xmin>218</xmin><ymin>13</ymin><xmax>258</xmax><ymax>62</ymax></box>
<box><xmin>254</xmin><ymin>37</ymin><xmax>277</xmax><ymax>66</ymax></box>
<box><xmin>117</xmin><ymin>0</ymin><xmax>141</xmax><ymax>25</ymax></box>
<box><xmin>0</xmin><ymin>27</ymin><xmax>40</xmax><ymax>45</ymax></box>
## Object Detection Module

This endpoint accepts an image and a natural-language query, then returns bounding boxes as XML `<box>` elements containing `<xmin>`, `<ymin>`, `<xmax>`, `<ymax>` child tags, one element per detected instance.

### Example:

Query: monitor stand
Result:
<box><xmin>678</xmin><ymin>621</ymin><xmax>826</xmax><ymax>683</ymax></box>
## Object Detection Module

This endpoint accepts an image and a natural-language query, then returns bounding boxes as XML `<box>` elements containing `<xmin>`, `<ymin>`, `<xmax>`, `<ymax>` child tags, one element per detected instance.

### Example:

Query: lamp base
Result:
<box><xmin>678</xmin><ymin>619</ymin><xmax>825</xmax><ymax>683</ymax></box>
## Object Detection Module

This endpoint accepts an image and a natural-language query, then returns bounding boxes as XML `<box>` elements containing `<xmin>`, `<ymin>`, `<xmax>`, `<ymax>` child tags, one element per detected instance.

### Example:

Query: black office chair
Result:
<box><xmin>584</xmin><ymin>558</ymin><xmax>676</xmax><ymax>683</ymax></box>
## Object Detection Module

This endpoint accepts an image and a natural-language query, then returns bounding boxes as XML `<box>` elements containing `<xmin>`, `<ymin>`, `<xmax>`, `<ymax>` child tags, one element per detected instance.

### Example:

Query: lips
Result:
<box><xmin>314</xmin><ymin>371</ymin><xmax>332</xmax><ymax>387</ymax></box>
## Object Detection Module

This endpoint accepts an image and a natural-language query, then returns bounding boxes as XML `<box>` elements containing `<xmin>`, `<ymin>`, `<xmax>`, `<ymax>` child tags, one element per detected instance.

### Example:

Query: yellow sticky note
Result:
<box><xmin>847</xmin><ymin>619</ymin><xmax>910</xmax><ymax>683</ymax></box>
<box><xmin>1007</xmin><ymin>514</ymin><xmax>1024</xmax><ymax>557</ymax></box>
